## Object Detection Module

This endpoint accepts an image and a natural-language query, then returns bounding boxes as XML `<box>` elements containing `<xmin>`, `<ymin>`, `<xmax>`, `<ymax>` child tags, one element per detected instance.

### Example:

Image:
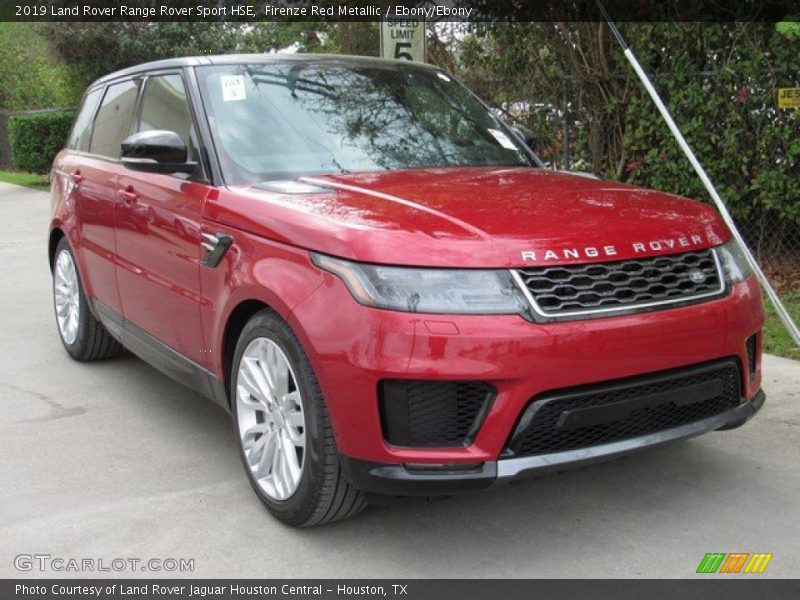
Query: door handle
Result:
<box><xmin>70</xmin><ymin>171</ymin><xmax>84</xmax><ymax>184</ymax></box>
<box><xmin>118</xmin><ymin>187</ymin><xmax>137</xmax><ymax>205</ymax></box>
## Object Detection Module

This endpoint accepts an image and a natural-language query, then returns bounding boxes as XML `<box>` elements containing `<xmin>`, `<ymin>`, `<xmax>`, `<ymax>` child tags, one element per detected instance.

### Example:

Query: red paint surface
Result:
<box><xmin>217</xmin><ymin>167</ymin><xmax>730</xmax><ymax>268</ymax></box>
<box><xmin>51</xmin><ymin>156</ymin><xmax>763</xmax><ymax>464</ymax></box>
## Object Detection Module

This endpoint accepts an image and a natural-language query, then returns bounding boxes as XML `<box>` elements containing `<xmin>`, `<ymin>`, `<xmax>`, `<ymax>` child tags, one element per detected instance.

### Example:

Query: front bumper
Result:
<box><xmin>290</xmin><ymin>269</ymin><xmax>765</xmax><ymax>468</ymax></box>
<box><xmin>340</xmin><ymin>388</ymin><xmax>765</xmax><ymax>496</ymax></box>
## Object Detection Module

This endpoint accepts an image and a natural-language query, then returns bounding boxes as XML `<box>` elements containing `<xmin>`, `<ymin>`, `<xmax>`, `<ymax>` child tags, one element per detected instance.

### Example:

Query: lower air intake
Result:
<box><xmin>379</xmin><ymin>380</ymin><xmax>495</xmax><ymax>447</ymax></box>
<box><xmin>506</xmin><ymin>360</ymin><xmax>742</xmax><ymax>457</ymax></box>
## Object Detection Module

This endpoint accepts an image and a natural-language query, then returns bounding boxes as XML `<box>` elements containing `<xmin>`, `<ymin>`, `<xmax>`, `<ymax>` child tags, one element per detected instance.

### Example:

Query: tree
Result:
<box><xmin>327</xmin><ymin>22</ymin><xmax>379</xmax><ymax>57</ymax></box>
<box><xmin>0</xmin><ymin>23</ymin><xmax>82</xmax><ymax>110</ymax></box>
<box><xmin>45</xmin><ymin>22</ymin><xmax>330</xmax><ymax>89</ymax></box>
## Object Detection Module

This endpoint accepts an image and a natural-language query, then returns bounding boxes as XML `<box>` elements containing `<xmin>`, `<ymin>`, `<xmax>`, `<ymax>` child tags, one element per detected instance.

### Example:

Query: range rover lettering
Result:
<box><xmin>49</xmin><ymin>55</ymin><xmax>765</xmax><ymax>526</ymax></box>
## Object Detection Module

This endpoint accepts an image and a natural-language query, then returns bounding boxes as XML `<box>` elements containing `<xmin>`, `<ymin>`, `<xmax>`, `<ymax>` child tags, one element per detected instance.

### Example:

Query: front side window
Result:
<box><xmin>196</xmin><ymin>61</ymin><xmax>531</xmax><ymax>184</ymax></box>
<box><xmin>67</xmin><ymin>88</ymin><xmax>103</xmax><ymax>152</ymax></box>
<box><xmin>136</xmin><ymin>74</ymin><xmax>195</xmax><ymax>160</ymax></box>
<box><xmin>89</xmin><ymin>79</ymin><xmax>139</xmax><ymax>159</ymax></box>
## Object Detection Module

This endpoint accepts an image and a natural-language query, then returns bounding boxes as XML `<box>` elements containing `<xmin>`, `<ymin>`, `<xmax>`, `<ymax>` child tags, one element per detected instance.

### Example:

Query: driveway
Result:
<box><xmin>1</xmin><ymin>181</ymin><xmax>798</xmax><ymax>578</ymax></box>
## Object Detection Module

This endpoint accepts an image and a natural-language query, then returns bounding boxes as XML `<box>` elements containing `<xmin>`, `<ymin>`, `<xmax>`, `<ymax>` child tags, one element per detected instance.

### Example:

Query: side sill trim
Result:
<box><xmin>94</xmin><ymin>300</ymin><xmax>230</xmax><ymax>412</ymax></box>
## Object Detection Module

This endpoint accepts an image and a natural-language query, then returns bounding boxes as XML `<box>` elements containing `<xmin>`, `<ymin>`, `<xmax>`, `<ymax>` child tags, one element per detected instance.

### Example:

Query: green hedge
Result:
<box><xmin>8</xmin><ymin>110</ymin><xmax>75</xmax><ymax>175</ymax></box>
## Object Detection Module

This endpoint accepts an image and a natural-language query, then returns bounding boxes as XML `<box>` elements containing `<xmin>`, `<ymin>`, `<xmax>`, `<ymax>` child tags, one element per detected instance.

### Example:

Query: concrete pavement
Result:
<box><xmin>1</xmin><ymin>181</ymin><xmax>798</xmax><ymax>578</ymax></box>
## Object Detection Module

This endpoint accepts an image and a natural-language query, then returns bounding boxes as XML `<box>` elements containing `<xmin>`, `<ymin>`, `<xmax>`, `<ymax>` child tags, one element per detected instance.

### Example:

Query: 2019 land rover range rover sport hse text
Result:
<box><xmin>49</xmin><ymin>54</ymin><xmax>765</xmax><ymax>526</ymax></box>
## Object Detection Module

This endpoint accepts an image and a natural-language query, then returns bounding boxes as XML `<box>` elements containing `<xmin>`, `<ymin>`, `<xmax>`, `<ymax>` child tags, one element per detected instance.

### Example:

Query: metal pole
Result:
<box><xmin>562</xmin><ymin>86</ymin><xmax>570</xmax><ymax>170</ymax></box>
<box><xmin>594</xmin><ymin>1</ymin><xmax>800</xmax><ymax>348</ymax></box>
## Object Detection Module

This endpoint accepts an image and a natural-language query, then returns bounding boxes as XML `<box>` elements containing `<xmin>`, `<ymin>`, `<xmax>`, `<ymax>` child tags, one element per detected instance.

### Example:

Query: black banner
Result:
<box><xmin>3</xmin><ymin>580</ymin><xmax>800</xmax><ymax>600</ymax></box>
<box><xmin>1</xmin><ymin>0</ymin><xmax>798</xmax><ymax>23</ymax></box>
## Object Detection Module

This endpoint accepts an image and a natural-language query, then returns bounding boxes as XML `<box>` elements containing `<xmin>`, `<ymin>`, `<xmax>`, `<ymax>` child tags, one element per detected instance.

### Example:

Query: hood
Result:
<box><xmin>208</xmin><ymin>167</ymin><xmax>730</xmax><ymax>268</ymax></box>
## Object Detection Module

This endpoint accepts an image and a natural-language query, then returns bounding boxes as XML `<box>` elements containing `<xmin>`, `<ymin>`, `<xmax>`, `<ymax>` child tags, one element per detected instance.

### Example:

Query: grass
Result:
<box><xmin>0</xmin><ymin>169</ymin><xmax>50</xmax><ymax>189</ymax></box>
<box><xmin>763</xmin><ymin>292</ymin><xmax>800</xmax><ymax>361</ymax></box>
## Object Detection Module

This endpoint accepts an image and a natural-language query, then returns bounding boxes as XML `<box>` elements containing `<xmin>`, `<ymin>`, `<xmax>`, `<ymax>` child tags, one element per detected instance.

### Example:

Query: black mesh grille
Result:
<box><xmin>506</xmin><ymin>361</ymin><xmax>742</xmax><ymax>457</ymax></box>
<box><xmin>516</xmin><ymin>249</ymin><xmax>723</xmax><ymax>318</ymax></box>
<box><xmin>746</xmin><ymin>334</ymin><xmax>758</xmax><ymax>378</ymax></box>
<box><xmin>379</xmin><ymin>380</ymin><xmax>495</xmax><ymax>447</ymax></box>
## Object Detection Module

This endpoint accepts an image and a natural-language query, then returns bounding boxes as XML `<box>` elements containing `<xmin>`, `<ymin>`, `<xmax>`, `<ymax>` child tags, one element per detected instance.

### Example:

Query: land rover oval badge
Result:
<box><xmin>689</xmin><ymin>269</ymin><xmax>706</xmax><ymax>284</ymax></box>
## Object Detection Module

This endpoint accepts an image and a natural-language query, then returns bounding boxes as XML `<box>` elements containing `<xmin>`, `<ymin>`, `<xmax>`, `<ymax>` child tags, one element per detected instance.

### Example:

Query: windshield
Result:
<box><xmin>196</xmin><ymin>60</ymin><xmax>532</xmax><ymax>184</ymax></box>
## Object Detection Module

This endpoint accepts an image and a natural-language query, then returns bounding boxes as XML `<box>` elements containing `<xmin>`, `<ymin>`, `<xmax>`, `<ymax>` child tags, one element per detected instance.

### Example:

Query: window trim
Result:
<box><xmin>86</xmin><ymin>77</ymin><xmax>141</xmax><ymax>162</ymax></box>
<box><xmin>66</xmin><ymin>69</ymin><xmax>215</xmax><ymax>184</ymax></box>
<box><xmin>184</xmin><ymin>66</ymin><xmax>222</xmax><ymax>186</ymax></box>
<box><xmin>67</xmin><ymin>87</ymin><xmax>103</xmax><ymax>153</ymax></box>
<box><xmin>131</xmin><ymin>70</ymin><xmax>202</xmax><ymax>181</ymax></box>
<box><xmin>132</xmin><ymin>70</ymin><xmax>186</xmax><ymax>133</ymax></box>
<box><xmin>128</xmin><ymin>69</ymin><xmax>211</xmax><ymax>183</ymax></box>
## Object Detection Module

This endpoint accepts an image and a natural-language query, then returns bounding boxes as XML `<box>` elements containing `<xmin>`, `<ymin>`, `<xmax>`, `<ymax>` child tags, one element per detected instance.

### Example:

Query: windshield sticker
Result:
<box><xmin>488</xmin><ymin>128</ymin><xmax>517</xmax><ymax>150</ymax></box>
<box><xmin>221</xmin><ymin>75</ymin><xmax>246</xmax><ymax>102</ymax></box>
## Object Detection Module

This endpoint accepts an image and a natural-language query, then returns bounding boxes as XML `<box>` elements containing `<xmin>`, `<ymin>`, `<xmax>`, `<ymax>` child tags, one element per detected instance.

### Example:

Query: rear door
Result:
<box><xmin>115</xmin><ymin>72</ymin><xmax>210</xmax><ymax>367</ymax></box>
<box><xmin>61</xmin><ymin>80</ymin><xmax>140</xmax><ymax>316</ymax></box>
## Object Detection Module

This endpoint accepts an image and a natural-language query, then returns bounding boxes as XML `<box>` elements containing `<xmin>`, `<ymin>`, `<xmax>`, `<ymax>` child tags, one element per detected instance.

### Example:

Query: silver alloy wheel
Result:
<box><xmin>54</xmin><ymin>249</ymin><xmax>80</xmax><ymax>345</ymax></box>
<box><xmin>236</xmin><ymin>337</ymin><xmax>306</xmax><ymax>501</ymax></box>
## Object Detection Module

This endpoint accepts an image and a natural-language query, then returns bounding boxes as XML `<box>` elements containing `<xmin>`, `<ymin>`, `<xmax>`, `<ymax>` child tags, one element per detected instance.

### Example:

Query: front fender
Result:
<box><xmin>201</xmin><ymin>228</ymin><xmax>327</xmax><ymax>379</ymax></box>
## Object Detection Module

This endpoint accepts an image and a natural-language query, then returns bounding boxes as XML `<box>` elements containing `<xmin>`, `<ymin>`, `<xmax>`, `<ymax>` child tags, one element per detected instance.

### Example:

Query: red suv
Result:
<box><xmin>50</xmin><ymin>55</ymin><xmax>765</xmax><ymax>526</ymax></box>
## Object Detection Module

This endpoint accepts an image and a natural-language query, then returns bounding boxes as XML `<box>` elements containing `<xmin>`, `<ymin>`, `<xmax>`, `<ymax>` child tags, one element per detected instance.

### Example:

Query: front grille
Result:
<box><xmin>506</xmin><ymin>360</ymin><xmax>742</xmax><ymax>457</ymax></box>
<box><xmin>379</xmin><ymin>380</ymin><xmax>495</xmax><ymax>447</ymax></box>
<box><xmin>515</xmin><ymin>249</ymin><xmax>724</xmax><ymax>319</ymax></box>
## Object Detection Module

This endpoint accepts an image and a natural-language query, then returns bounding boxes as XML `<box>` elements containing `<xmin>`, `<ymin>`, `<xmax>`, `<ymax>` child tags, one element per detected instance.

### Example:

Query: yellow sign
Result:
<box><xmin>777</xmin><ymin>87</ymin><xmax>800</xmax><ymax>109</ymax></box>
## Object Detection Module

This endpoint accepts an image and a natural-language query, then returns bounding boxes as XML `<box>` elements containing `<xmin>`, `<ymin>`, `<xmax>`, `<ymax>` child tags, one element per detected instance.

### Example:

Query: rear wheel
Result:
<box><xmin>52</xmin><ymin>237</ymin><xmax>122</xmax><ymax>361</ymax></box>
<box><xmin>231</xmin><ymin>309</ymin><xmax>366</xmax><ymax>526</ymax></box>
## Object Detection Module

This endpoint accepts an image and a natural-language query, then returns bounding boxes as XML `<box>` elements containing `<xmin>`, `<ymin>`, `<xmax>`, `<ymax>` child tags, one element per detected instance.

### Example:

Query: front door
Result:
<box><xmin>115</xmin><ymin>73</ymin><xmax>209</xmax><ymax>367</ymax></box>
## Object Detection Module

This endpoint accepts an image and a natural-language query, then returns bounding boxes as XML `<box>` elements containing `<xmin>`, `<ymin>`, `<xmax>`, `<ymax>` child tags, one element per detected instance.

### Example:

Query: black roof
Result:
<box><xmin>90</xmin><ymin>53</ymin><xmax>439</xmax><ymax>88</ymax></box>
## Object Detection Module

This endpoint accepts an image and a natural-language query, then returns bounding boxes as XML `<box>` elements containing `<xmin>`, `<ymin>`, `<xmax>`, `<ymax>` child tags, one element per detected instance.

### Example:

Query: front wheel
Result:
<box><xmin>231</xmin><ymin>309</ymin><xmax>366</xmax><ymax>526</ymax></box>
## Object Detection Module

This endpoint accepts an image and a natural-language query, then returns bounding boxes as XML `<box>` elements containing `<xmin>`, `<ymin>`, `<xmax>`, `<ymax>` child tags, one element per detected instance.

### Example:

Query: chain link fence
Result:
<box><xmin>737</xmin><ymin>211</ymin><xmax>800</xmax><ymax>296</ymax></box>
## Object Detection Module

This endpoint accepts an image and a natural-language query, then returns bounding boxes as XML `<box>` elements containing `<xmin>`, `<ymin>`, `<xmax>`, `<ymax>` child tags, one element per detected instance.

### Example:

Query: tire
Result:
<box><xmin>231</xmin><ymin>309</ymin><xmax>366</xmax><ymax>526</ymax></box>
<box><xmin>52</xmin><ymin>237</ymin><xmax>122</xmax><ymax>362</ymax></box>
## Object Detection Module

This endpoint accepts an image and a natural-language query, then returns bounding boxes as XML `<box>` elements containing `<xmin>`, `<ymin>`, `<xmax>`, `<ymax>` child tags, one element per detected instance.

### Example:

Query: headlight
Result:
<box><xmin>311</xmin><ymin>253</ymin><xmax>528</xmax><ymax>315</ymax></box>
<box><xmin>716</xmin><ymin>240</ymin><xmax>753</xmax><ymax>284</ymax></box>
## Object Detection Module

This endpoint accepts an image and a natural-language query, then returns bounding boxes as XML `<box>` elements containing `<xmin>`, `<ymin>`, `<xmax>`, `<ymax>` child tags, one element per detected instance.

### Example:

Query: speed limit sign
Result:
<box><xmin>380</xmin><ymin>18</ymin><xmax>426</xmax><ymax>62</ymax></box>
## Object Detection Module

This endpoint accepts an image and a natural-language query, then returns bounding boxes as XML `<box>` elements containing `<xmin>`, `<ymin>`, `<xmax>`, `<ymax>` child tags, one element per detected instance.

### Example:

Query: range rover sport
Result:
<box><xmin>49</xmin><ymin>54</ymin><xmax>765</xmax><ymax>526</ymax></box>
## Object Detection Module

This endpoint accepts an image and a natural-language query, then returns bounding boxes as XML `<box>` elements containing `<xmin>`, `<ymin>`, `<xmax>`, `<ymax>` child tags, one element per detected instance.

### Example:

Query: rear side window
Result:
<box><xmin>89</xmin><ymin>80</ymin><xmax>139</xmax><ymax>159</ymax></box>
<box><xmin>67</xmin><ymin>88</ymin><xmax>102</xmax><ymax>152</ymax></box>
<box><xmin>136</xmin><ymin>74</ymin><xmax>195</xmax><ymax>159</ymax></box>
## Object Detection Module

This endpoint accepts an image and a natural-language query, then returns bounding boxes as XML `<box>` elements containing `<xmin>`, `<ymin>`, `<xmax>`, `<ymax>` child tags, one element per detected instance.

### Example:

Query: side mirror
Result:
<box><xmin>121</xmin><ymin>130</ymin><xmax>197</xmax><ymax>174</ymax></box>
<box><xmin>509</xmin><ymin>125</ymin><xmax>536</xmax><ymax>150</ymax></box>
